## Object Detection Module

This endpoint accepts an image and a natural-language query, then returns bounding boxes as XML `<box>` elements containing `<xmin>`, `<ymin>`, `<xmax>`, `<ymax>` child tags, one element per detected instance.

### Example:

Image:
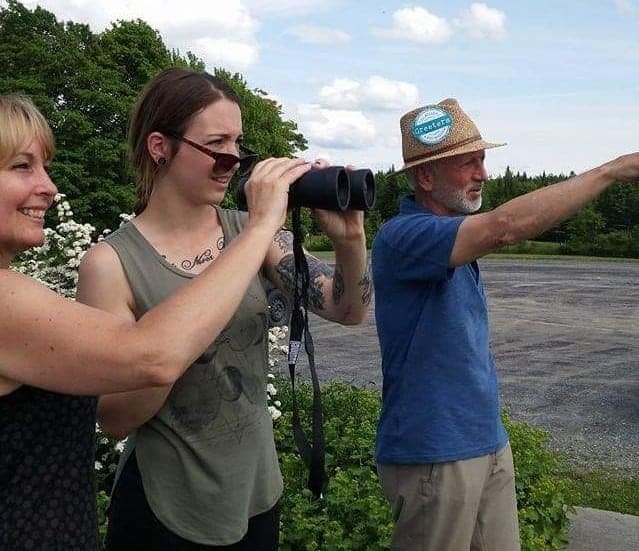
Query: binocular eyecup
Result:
<box><xmin>236</xmin><ymin>166</ymin><xmax>375</xmax><ymax>212</ymax></box>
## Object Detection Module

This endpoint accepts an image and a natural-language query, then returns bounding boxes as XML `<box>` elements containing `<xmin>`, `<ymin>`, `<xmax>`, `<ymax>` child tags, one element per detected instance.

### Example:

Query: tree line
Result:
<box><xmin>0</xmin><ymin>1</ymin><xmax>305</xmax><ymax>233</ymax></box>
<box><xmin>2</xmin><ymin>1</ymin><xmax>638</xmax><ymax>258</ymax></box>
<box><xmin>364</xmin><ymin>167</ymin><xmax>639</xmax><ymax>258</ymax></box>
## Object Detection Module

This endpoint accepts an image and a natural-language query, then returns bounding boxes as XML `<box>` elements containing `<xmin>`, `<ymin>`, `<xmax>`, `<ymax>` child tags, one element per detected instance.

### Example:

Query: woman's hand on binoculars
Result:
<box><xmin>310</xmin><ymin>161</ymin><xmax>366</xmax><ymax>245</ymax></box>
<box><xmin>312</xmin><ymin>206</ymin><xmax>365</xmax><ymax>245</ymax></box>
<box><xmin>243</xmin><ymin>157</ymin><xmax>311</xmax><ymax>232</ymax></box>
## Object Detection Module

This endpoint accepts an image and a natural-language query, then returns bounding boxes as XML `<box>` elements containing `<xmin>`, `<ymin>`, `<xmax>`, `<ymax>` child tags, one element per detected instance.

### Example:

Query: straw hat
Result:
<box><xmin>396</xmin><ymin>98</ymin><xmax>505</xmax><ymax>172</ymax></box>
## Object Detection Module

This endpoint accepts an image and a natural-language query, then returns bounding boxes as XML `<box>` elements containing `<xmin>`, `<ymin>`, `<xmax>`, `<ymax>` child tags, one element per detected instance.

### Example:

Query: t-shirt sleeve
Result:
<box><xmin>377</xmin><ymin>213</ymin><xmax>464</xmax><ymax>282</ymax></box>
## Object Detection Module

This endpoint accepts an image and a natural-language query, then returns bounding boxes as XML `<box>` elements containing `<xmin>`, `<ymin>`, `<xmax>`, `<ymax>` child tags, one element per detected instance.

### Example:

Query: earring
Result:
<box><xmin>157</xmin><ymin>157</ymin><xmax>167</xmax><ymax>166</ymax></box>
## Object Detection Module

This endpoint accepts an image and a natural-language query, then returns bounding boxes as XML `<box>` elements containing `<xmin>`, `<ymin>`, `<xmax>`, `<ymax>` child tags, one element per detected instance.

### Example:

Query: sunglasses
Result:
<box><xmin>167</xmin><ymin>133</ymin><xmax>259</xmax><ymax>176</ymax></box>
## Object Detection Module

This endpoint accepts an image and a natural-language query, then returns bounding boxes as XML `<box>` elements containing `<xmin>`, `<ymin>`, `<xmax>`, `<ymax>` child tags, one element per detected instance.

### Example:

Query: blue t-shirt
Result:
<box><xmin>372</xmin><ymin>196</ymin><xmax>508</xmax><ymax>464</ymax></box>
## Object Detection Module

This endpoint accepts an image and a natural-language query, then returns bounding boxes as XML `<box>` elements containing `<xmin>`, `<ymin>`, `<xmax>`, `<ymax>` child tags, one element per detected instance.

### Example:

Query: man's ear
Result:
<box><xmin>415</xmin><ymin>163</ymin><xmax>434</xmax><ymax>192</ymax></box>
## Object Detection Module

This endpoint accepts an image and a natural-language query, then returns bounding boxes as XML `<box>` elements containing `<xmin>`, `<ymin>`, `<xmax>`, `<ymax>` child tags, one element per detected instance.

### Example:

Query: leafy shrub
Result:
<box><xmin>273</xmin><ymin>381</ymin><xmax>393</xmax><ymax>550</ymax></box>
<box><xmin>503</xmin><ymin>411</ymin><xmax>571</xmax><ymax>550</ymax></box>
<box><xmin>498</xmin><ymin>240</ymin><xmax>561</xmax><ymax>255</ymax></box>
<box><xmin>305</xmin><ymin>234</ymin><xmax>334</xmax><ymax>252</ymax></box>
<box><xmin>274</xmin><ymin>380</ymin><xmax>571</xmax><ymax>551</ymax></box>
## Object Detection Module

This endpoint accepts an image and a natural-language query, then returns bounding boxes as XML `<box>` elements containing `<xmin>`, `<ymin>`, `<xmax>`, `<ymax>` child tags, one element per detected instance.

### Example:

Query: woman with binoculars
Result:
<box><xmin>76</xmin><ymin>67</ymin><xmax>370</xmax><ymax>550</ymax></box>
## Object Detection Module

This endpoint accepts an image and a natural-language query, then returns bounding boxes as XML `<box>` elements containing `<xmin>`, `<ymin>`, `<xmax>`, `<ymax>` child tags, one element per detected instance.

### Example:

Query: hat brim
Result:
<box><xmin>395</xmin><ymin>140</ymin><xmax>506</xmax><ymax>173</ymax></box>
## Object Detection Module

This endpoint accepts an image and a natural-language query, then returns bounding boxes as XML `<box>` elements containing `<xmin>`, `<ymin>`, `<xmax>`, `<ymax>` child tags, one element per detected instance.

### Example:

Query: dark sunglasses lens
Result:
<box><xmin>238</xmin><ymin>155</ymin><xmax>257</xmax><ymax>176</ymax></box>
<box><xmin>213</xmin><ymin>153</ymin><xmax>240</xmax><ymax>174</ymax></box>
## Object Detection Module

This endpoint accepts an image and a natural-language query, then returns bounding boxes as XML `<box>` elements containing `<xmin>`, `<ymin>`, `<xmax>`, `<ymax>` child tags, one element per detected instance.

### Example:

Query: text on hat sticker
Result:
<box><xmin>412</xmin><ymin>107</ymin><xmax>453</xmax><ymax>146</ymax></box>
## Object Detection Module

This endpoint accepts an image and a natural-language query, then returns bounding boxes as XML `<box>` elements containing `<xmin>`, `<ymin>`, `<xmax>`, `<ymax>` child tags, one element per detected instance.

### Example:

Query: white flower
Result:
<box><xmin>266</xmin><ymin>383</ymin><xmax>277</xmax><ymax>396</ymax></box>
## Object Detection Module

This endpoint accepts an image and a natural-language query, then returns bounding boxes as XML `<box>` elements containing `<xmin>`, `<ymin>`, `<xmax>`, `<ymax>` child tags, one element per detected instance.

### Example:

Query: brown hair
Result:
<box><xmin>0</xmin><ymin>94</ymin><xmax>55</xmax><ymax>168</ymax></box>
<box><xmin>129</xmin><ymin>67</ymin><xmax>241</xmax><ymax>214</ymax></box>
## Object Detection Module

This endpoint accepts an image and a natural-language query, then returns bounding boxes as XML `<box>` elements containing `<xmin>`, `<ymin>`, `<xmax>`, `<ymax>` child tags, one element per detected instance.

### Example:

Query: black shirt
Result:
<box><xmin>0</xmin><ymin>385</ymin><xmax>97</xmax><ymax>550</ymax></box>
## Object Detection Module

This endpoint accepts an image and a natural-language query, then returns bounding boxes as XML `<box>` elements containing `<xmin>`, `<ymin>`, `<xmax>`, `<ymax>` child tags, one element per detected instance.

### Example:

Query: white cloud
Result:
<box><xmin>287</xmin><ymin>25</ymin><xmax>351</xmax><ymax>45</ymax></box>
<box><xmin>373</xmin><ymin>6</ymin><xmax>453</xmax><ymax>44</ymax></box>
<box><xmin>455</xmin><ymin>3</ymin><xmax>507</xmax><ymax>40</ymax></box>
<box><xmin>364</xmin><ymin>76</ymin><xmax>420</xmax><ymax>110</ymax></box>
<box><xmin>614</xmin><ymin>0</ymin><xmax>637</xmax><ymax>14</ymax></box>
<box><xmin>296</xmin><ymin>105</ymin><xmax>376</xmax><ymax>149</ymax></box>
<box><xmin>243</xmin><ymin>0</ymin><xmax>328</xmax><ymax>17</ymax></box>
<box><xmin>318</xmin><ymin>79</ymin><xmax>361</xmax><ymax>109</ymax></box>
<box><xmin>26</xmin><ymin>0</ymin><xmax>260</xmax><ymax>72</ymax></box>
<box><xmin>193</xmin><ymin>37</ymin><xmax>259</xmax><ymax>72</ymax></box>
<box><xmin>318</xmin><ymin>76</ymin><xmax>419</xmax><ymax>111</ymax></box>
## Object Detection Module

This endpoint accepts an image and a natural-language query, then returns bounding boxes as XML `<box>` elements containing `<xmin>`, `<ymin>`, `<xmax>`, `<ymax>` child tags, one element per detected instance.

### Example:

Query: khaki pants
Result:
<box><xmin>377</xmin><ymin>443</ymin><xmax>520</xmax><ymax>551</ymax></box>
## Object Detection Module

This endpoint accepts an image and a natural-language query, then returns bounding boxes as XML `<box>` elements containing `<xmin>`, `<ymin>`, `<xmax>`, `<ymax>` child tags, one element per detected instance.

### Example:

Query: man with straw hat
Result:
<box><xmin>371</xmin><ymin>98</ymin><xmax>639</xmax><ymax>550</ymax></box>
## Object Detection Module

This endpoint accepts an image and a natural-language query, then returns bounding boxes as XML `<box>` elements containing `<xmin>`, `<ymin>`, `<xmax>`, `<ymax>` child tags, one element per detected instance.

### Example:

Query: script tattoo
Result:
<box><xmin>358</xmin><ymin>264</ymin><xmax>372</xmax><ymax>306</ymax></box>
<box><xmin>179</xmin><ymin>238</ymin><xmax>225</xmax><ymax>271</ymax></box>
<box><xmin>274</xmin><ymin>230</ymin><xmax>294</xmax><ymax>254</ymax></box>
<box><xmin>332</xmin><ymin>264</ymin><xmax>345</xmax><ymax>304</ymax></box>
<box><xmin>275</xmin><ymin>253</ymin><xmax>332</xmax><ymax>311</ymax></box>
<box><xmin>181</xmin><ymin>248</ymin><xmax>215</xmax><ymax>271</ymax></box>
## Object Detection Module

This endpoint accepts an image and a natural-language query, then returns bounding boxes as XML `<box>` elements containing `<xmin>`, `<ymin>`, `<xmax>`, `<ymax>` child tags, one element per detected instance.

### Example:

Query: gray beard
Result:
<box><xmin>431</xmin><ymin>187</ymin><xmax>482</xmax><ymax>215</ymax></box>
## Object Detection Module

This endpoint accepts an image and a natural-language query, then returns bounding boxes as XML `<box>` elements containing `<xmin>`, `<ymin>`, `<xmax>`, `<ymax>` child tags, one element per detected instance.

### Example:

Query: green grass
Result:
<box><xmin>560</xmin><ymin>468</ymin><xmax>639</xmax><ymax>516</ymax></box>
<box><xmin>309</xmin><ymin>250</ymin><xmax>336</xmax><ymax>261</ymax></box>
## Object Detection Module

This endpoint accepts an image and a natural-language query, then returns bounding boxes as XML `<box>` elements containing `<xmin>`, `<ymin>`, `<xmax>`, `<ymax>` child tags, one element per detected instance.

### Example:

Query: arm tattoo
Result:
<box><xmin>332</xmin><ymin>264</ymin><xmax>345</xmax><ymax>304</ymax></box>
<box><xmin>307</xmin><ymin>257</ymin><xmax>333</xmax><ymax>311</ymax></box>
<box><xmin>358</xmin><ymin>264</ymin><xmax>372</xmax><ymax>306</ymax></box>
<box><xmin>275</xmin><ymin>253</ymin><xmax>333</xmax><ymax>311</ymax></box>
<box><xmin>274</xmin><ymin>230</ymin><xmax>294</xmax><ymax>254</ymax></box>
<box><xmin>275</xmin><ymin>254</ymin><xmax>301</xmax><ymax>301</ymax></box>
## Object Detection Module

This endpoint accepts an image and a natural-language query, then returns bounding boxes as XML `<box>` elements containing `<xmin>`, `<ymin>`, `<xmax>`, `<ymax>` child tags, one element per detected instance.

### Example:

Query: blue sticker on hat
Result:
<box><xmin>412</xmin><ymin>107</ymin><xmax>453</xmax><ymax>146</ymax></box>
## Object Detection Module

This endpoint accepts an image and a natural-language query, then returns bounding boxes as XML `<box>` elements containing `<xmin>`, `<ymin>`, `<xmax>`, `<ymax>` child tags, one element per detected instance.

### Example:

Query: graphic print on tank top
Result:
<box><xmin>167</xmin><ymin>308</ymin><xmax>268</xmax><ymax>440</ymax></box>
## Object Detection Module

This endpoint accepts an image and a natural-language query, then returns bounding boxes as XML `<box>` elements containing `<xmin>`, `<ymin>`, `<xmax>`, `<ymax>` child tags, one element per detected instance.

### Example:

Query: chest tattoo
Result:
<box><xmin>180</xmin><ymin>237</ymin><xmax>225</xmax><ymax>271</ymax></box>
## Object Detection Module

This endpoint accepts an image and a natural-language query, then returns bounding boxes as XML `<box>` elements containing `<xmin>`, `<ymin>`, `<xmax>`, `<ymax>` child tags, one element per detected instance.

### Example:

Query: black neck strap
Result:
<box><xmin>287</xmin><ymin>207</ymin><xmax>328</xmax><ymax>499</ymax></box>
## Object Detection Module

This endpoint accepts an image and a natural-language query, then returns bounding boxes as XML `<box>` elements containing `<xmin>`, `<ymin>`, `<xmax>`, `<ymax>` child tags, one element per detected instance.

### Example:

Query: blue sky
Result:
<box><xmin>19</xmin><ymin>1</ymin><xmax>639</xmax><ymax>177</ymax></box>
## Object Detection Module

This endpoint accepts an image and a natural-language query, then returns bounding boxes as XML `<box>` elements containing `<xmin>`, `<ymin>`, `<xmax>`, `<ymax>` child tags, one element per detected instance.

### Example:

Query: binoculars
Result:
<box><xmin>236</xmin><ymin>167</ymin><xmax>376</xmax><ymax>212</ymax></box>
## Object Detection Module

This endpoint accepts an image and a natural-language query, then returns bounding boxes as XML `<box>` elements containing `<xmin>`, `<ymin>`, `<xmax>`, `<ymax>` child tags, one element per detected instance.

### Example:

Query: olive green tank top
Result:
<box><xmin>105</xmin><ymin>207</ymin><xmax>282</xmax><ymax>545</ymax></box>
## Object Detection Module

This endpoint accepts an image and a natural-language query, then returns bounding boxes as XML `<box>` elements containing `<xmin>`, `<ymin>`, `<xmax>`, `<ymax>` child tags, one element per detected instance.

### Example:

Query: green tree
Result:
<box><xmin>561</xmin><ymin>205</ymin><xmax>606</xmax><ymax>255</ymax></box>
<box><xmin>0</xmin><ymin>1</ymin><xmax>308</xmax><ymax>233</ymax></box>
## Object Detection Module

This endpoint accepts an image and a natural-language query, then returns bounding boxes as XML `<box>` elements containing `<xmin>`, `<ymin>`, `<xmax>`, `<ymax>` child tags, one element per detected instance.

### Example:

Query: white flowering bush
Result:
<box><xmin>267</xmin><ymin>325</ymin><xmax>288</xmax><ymax>420</ymax></box>
<box><xmin>13</xmin><ymin>194</ymin><xmax>95</xmax><ymax>297</ymax></box>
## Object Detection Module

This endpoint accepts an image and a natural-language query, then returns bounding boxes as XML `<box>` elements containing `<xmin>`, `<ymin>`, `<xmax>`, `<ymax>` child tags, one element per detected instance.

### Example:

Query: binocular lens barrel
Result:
<box><xmin>237</xmin><ymin>167</ymin><xmax>376</xmax><ymax>212</ymax></box>
<box><xmin>348</xmin><ymin>169</ymin><xmax>376</xmax><ymax>210</ymax></box>
<box><xmin>289</xmin><ymin>166</ymin><xmax>350</xmax><ymax>211</ymax></box>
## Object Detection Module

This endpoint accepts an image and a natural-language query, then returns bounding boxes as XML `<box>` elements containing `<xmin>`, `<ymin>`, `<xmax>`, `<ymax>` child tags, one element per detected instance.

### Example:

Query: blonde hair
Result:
<box><xmin>0</xmin><ymin>94</ymin><xmax>54</xmax><ymax>168</ymax></box>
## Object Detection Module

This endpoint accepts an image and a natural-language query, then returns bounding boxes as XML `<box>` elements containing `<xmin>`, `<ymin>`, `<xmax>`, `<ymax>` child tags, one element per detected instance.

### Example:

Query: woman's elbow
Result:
<box><xmin>336</xmin><ymin>304</ymin><xmax>369</xmax><ymax>326</ymax></box>
<box><xmin>133</xmin><ymin>344</ymin><xmax>184</xmax><ymax>387</ymax></box>
<box><xmin>96</xmin><ymin>409</ymin><xmax>132</xmax><ymax>441</ymax></box>
<box><xmin>98</xmin><ymin>423</ymin><xmax>130</xmax><ymax>442</ymax></box>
